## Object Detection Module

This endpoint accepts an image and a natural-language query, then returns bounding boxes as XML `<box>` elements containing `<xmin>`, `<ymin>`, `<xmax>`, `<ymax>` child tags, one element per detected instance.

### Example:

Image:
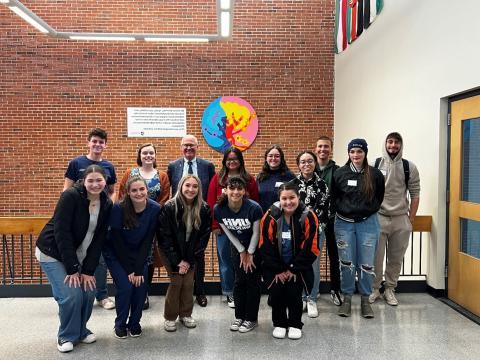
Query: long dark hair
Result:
<box><xmin>120</xmin><ymin>176</ymin><xmax>148</xmax><ymax>229</ymax></box>
<box><xmin>218</xmin><ymin>147</ymin><xmax>251</xmax><ymax>186</ymax></box>
<box><xmin>257</xmin><ymin>145</ymin><xmax>290</xmax><ymax>182</ymax></box>
<box><xmin>346</xmin><ymin>154</ymin><xmax>375</xmax><ymax>202</ymax></box>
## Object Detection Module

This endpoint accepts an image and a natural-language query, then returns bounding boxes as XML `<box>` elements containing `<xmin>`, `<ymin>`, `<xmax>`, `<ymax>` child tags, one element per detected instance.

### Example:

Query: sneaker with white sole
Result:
<box><xmin>81</xmin><ymin>333</ymin><xmax>96</xmax><ymax>344</ymax></box>
<box><xmin>164</xmin><ymin>320</ymin><xmax>177</xmax><ymax>332</ymax></box>
<box><xmin>330</xmin><ymin>290</ymin><xmax>343</xmax><ymax>306</ymax></box>
<box><xmin>230</xmin><ymin>318</ymin><xmax>243</xmax><ymax>331</ymax></box>
<box><xmin>114</xmin><ymin>328</ymin><xmax>128</xmax><ymax>339</ymax></box>
<box><xmin>272</xmin><ymin>327</ymin><xmax>287</xmax><ymax>339</ymax></box>
<box><xmin>288</xmin><ymin>327</ymin><xmax>302</xmax><ymax>340</ymax></box>
<box><xmin>129</xmin><ymin>327</ymin><xmax>142</xmax><ymax>337</ymax></box>
<box><xmin>302</xmin><ymin>300</ymin><xmax>307</xmax><ymax>312</ymax></box>
<box><xmin>227</xmin><ymin>295</ymin><xmax>235</xmax><ymax>308</ymax></box>
<box><xmin>368</xmin><ymin>288</ymin><xmax>381</xmax><ymax>304</ymax></box>
<box><xmin>180</xmin><ymin>316</ymin><xmax>197</xmax><ymax>328</ymax></box>
<box><xmin>307</xmin><ymin>300</ymin><xmax>318</xmax><ymax>318</ymax></box>
<box><xmin>384</xmin><ymin>288</ymin><xmax>399</xmax><ymax>306</ymax></box>
<box><xmin>57</xmin><ymin>339</ymin><xmax>73</xmax><ymax>353</ymax></box>
<box><xmin>97</xmin><ymin>297</ymin><xmax>115</xmax><ymax>310</ymax></box>
<box><xmin>238</xmin><ymin>320</ymin><xmax>258</xmax><ymax>333</ymax></box>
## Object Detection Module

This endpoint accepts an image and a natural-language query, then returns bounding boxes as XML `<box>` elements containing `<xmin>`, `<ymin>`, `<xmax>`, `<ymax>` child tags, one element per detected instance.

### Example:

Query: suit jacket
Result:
<box><xmin>167</xmin><ymin>157</ymin><xmax>215</xmax><ymax>201</ymax></box>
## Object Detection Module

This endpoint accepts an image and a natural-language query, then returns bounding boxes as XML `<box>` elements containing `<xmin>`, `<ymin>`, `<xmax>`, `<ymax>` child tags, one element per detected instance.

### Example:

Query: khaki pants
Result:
<box><xmin>161</xmin><ymin>252</ymin><xmax>195</xmax><ymax>321</ymax></box>
<box><xmin>373</xmin><ymin>214</ymin><xmax>412</xmax><ymax>290</ymax></box>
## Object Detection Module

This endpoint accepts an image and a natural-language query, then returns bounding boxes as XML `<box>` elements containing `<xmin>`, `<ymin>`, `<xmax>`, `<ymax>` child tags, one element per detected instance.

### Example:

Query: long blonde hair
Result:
<box><xmin>171</xmin><ymin>175</ymin><xmax>203</xmax><ymax>230</ymax></box>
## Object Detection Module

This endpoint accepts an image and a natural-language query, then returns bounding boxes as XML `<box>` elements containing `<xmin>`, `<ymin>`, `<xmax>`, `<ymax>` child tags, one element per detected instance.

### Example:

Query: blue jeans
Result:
<box><xmin>104</xmin><ymin>251</ymin><xmax>147</xmax><ymax>331</ymax></box>
<box><xmin>305</xmin><ymin>229</ymin><xmax>326</xmax><ymax>301</ymax></box>
<box><xmin>334</xmin><ymin>214</ymin><xmax>380</xmax><ymax>296</ymax></box>
<box><xmin>40</xmin><ymin>261</ymin><xmax>95</xmax><ymax>343</ymax></box>
<box><xmin>216</xmin><ymin>233</ymin><xmax>234</xmax><ymax>296</ymax></box>
<box><xmin>94</xmin><ymin>254</ymin><xmax>108</xmax><ymax>301</ymax></box>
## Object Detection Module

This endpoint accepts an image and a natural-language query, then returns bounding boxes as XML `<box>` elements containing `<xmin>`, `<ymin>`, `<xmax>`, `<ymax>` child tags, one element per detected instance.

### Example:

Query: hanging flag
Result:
<box><xmin>335</xmin><ymin>0</ymin><xmax>384</xmax><ymax>53</ymax></box>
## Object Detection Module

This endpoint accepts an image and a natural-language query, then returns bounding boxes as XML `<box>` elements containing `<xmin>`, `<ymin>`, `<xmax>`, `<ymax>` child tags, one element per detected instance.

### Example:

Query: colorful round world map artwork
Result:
<box><xmin>201</xmin><ymin>96</ymin><xmax>258</xmax><ymax>153</ymax></box>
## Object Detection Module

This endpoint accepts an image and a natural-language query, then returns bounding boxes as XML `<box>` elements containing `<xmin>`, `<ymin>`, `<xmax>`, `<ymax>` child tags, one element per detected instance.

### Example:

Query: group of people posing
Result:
<box><xmin>35</xmin><ymin>128</ymin><xmax>420</xmax><ymax>352</ymax></box>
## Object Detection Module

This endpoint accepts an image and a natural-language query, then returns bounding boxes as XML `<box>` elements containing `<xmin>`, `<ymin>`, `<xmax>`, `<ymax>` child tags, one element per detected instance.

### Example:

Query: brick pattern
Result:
<box><xmin>0</xmin><ymin>0</ymin><xmax>335</xmax><ymax>283</ymax></box>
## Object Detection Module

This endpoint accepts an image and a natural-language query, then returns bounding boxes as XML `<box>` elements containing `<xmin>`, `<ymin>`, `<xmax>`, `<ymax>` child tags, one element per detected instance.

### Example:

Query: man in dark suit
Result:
<box><xmin>167</xmin><ymin>134</ymin><xmax>215</xmax><ymax>307</ymax></box>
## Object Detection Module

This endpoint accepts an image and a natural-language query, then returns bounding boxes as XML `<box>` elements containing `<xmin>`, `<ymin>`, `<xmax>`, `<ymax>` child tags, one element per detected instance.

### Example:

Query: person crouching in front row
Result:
<box><xmin>259</xmin><ymin>182</ymin><xmax>319</xmax><ymax>340</ymax></box>
<box><xmin>157</xmin><ymin>175</ymin><xmax>211</xmax><ymax>332</ymax></box>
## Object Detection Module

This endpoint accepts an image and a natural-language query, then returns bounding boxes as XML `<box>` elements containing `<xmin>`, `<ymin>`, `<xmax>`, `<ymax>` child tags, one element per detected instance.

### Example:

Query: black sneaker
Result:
<box><xmin>143</xmin><ymin>296</ymin><xmax>150</xmax><ymax>310</ymax></box>
<box><xmin>57</xmin><ymin>338</ymin><xmax>73</xmax><ymax>353</ymax></box>
<box><xmin>129</xmin><ymin>327</ymin><xmax>142</xmax><ymax>338</ymax></box>
<box><xmin>114</xmin><ymin>328</ymin><xmax>128</xmax><ymax>339</ymax></box>
<box><xmin>330</xmin><ymin>290</ymin><xmax>343</xmax><ymax>306</ymax></box>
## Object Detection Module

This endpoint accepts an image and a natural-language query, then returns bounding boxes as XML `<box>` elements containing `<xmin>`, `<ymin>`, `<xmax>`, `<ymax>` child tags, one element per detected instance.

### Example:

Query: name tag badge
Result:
<box><xmin>381</xmin><ymin>169</ymin><xmax>387</xmax><ymax>176</ymax></box>
<box><xmin>347</xmin><ymin>180</ymin><xmax>357</xmax><ymax>187</ymax></box>
<box><xmin>282</xmin><ymin>231</ymin><xmax>291</xmax><ymax>240</ymax></box>
<box><xmin>275</xmin><ymin>182</ymin><xmax>283</xmax><ymax>188</ymax></box>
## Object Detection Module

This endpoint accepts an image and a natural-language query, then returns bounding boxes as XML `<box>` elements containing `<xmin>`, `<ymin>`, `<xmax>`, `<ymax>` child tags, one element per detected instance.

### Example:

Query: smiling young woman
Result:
<box><xmin>36</xmin><ymin>165</ymin><xmax>113</xmax><ymax>353</ymax></box>
<box><xmin>156</xmin><ymin>175</ymin><xmax>211</xmax><ymax>332</ymax></box>
<box><xmin>103</xmin><ymin>176</ymin><xmax>161</xmax><ymax>339</ymax></box>
<box><xmin>118</xmin><ymin>143</ymin><xmax>171</xmax><ymax>310</ymax></box>
<box><xmin>259</xmin><ymin>182</ymin><xmax>319</xmax><ymax>340</ymax></box>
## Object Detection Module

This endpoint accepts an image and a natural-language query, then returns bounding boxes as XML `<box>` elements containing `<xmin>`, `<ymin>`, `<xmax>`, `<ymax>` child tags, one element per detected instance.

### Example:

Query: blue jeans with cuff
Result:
<box><xmin>40</xmin><ymin>261</ymin><xmax>95</xmax><ymax>343</ymax></box>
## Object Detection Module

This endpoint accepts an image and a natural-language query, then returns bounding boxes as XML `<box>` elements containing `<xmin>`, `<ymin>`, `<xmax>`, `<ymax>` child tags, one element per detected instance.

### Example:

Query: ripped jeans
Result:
<box><xmin>334</xmin><ymin>214</ymin><xmax>380</xmax><ymax>296</ymax></box>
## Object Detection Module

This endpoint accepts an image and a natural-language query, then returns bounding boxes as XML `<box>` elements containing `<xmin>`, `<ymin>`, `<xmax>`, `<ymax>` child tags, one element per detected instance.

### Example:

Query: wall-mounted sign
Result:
<box><xmin>127</xmin><ymin>107</ymin><xmax>186</xmax><ymax>137</ymax></box>
<box><xmin>201</xmin><ymin>96</ymin><xmax>258</xmax><ymax>153</ymax></box>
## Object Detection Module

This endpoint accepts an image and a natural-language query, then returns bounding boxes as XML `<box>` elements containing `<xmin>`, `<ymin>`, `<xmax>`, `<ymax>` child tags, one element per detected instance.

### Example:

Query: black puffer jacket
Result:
<box><xmin>156</xmin><ymin>198</ymin><xmax>211</xmax><ymax>272</ymax></box>
<box><xmin>36</xmin><ymin>183</ymin><xmax>112</xmax><ymax>275</ymax></box>
<box><xmin>331</xmin><ymin>163</ymin><xmax>385</xmax><ymax>222</ymax></box>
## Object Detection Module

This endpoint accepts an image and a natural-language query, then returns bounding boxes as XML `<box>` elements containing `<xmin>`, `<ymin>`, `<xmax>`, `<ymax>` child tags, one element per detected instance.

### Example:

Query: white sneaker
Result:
<box><xmin>164</xmin><ymin>320</ymin><xmax>177</xmax><ymax>332</ymax></box>
<box><xmin>230</xmin><ymin>318</ymin><xmax>243</xmax><ymax>331</ymax></box>
<box><xmin>384</xmin><ymin>288</ymin><xmax>399</xmax><ymax>306</ymax></box>
<box><xmin>272</xmin><ymin>327</ymin><xmax>287</xmax><ymax>339</ymax></box>
<box><xmin>57</xmin><ymin>339</ymin><xmax>73</xmax><ymax>353</ymax></box>
<box><xmin>288</xmin><ymin>327</ymin><xmax>302</xmax><ymax>340</ymax></box>
<box><xmin>97</xmin><ymin>297</ymin><xmax>115</xmax><ymax>310</ymax></box>
<box><xmin>180</xmin><ymin>316</ymin><xmax>197</xmax><ymax>328</ymax></box>
<box><xmin>368</xmin><ymin>289</ymin><xmax>381</xmax><ymax>304</ymax></box>
<box><xmin>227</xmin><ymin>295</ymin><xmax>235</xmax><ymax>308</ymax></box>
<box><xmin>307</xmin><ymin>300</ymin><xmax>318</xmax><ymax>318</ymax></box>
<box><xmin>81</xmin><ymin>333</ymin><xmax>96</xmax><ymax>344</ymax></box>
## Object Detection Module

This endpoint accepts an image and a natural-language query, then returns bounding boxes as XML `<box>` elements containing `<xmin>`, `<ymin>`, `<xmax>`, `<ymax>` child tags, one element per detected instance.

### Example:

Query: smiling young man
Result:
<box><xmin>314</xmin><ymin>136</ymin><xmax>343</xmax><ymax>307</ymax></box>
<box><xmin>64</xmin><ymin>128</ymin><xmax>117</xmax><ymax>310</ymax></box>
<box><xmin>369</xmin><ymin>132</ymin><xmax>420</xmax><ymax>306</ymax></box>
<box><xmin>167</xmin><ymin>134</ymin><xmax>215</xmax><ymax>307</ymax></box>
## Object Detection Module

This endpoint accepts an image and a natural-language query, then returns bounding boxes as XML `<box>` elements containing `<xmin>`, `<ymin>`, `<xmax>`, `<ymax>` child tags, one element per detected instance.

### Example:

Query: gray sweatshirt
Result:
<box><xmin>375</xmin><ymin>139</ymin><xmax>420</xmax><ymax>216</ymax></box>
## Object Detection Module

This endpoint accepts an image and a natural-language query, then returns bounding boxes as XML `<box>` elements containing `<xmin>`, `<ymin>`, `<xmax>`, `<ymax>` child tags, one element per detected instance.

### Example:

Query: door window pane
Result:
<box><xmin>462</xmin><ymin>119</ymin><xmax>480</xmax><ymax>203</ymax></box>
<box><xmin>460</xmin><ymin>218</ymin><xmax>480</xmax><ymax>259</ymax></box>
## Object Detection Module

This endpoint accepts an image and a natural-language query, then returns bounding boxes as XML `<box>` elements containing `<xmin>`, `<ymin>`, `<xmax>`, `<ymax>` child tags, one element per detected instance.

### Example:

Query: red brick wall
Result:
<box><xmin>0</xmin><ymin>0</ymin><xmax>335</xmax><ymax>283</ymax></box>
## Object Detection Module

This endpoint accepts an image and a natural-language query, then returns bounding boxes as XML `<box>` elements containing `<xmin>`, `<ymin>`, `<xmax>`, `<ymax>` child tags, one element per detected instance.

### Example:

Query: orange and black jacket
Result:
<box><xmin>259</xmin><ymin>201</ymin><xmax>319</xmax><ymax>287</ymax></box>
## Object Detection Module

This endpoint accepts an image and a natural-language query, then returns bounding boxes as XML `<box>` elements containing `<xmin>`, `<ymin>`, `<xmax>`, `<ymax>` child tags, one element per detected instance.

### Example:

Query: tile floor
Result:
<box><xmin>3</xmin><ymin>293</ymin><xmax>479</xmax><ymax>359</ymax></box>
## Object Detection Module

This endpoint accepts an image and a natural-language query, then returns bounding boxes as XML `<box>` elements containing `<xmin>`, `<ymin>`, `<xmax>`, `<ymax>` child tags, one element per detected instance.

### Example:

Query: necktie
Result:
<box><xmin>188</xmin><ymin>161</ymin><xmax>193</xmax><ymax>175</ymax></box>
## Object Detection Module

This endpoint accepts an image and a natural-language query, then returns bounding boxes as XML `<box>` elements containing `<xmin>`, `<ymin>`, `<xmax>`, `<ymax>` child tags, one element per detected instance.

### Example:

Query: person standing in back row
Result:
<box><xmin>314</xmin><ymin>136</ymin><xmax>343</xmax><ymax>306</ymax></box>
<box><xmin>369</xmin><ymin>132</ymin><xmax>420</xmax><ymax>306</ymax></box>
<box><xmin>167</xmin><ymin>135</ymin><xmax>215</xmax><ymax>307</ymax></box>
<box><xmin>64</xmin><ymin>128</ymin><xmax>117</xmax><ymax>310</ymax></box>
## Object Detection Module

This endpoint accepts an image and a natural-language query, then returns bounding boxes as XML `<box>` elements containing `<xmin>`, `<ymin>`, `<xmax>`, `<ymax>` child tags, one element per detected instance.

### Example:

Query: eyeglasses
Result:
<box><xmin>299</xmin><ymin>159</ymin><xmax>315</xmax><ymax>165</ymax></box>
<box><xmin>226</xmin><ymin>158</ymin><xmax>239</xmax><ymax>163</ymax></box>
<box><xmin>182</xmin><ymin>143</ymin><xmax>197</xmax><ymax>149</ymax></box>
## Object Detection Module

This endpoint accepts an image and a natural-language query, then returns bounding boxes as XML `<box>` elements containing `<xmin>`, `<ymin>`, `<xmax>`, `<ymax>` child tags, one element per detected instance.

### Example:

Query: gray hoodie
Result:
<box><xmin>375</xmin><ymin>137</ymin><xmax>420</xmax><ymax>216</ymax></box>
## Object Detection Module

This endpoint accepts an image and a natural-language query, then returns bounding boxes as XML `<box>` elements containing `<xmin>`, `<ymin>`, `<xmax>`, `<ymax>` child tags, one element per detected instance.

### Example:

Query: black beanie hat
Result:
<box><xmin>347</xmin><ymin>138</ymin><xmax>368</xmax><ymax>154</ymax></box>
